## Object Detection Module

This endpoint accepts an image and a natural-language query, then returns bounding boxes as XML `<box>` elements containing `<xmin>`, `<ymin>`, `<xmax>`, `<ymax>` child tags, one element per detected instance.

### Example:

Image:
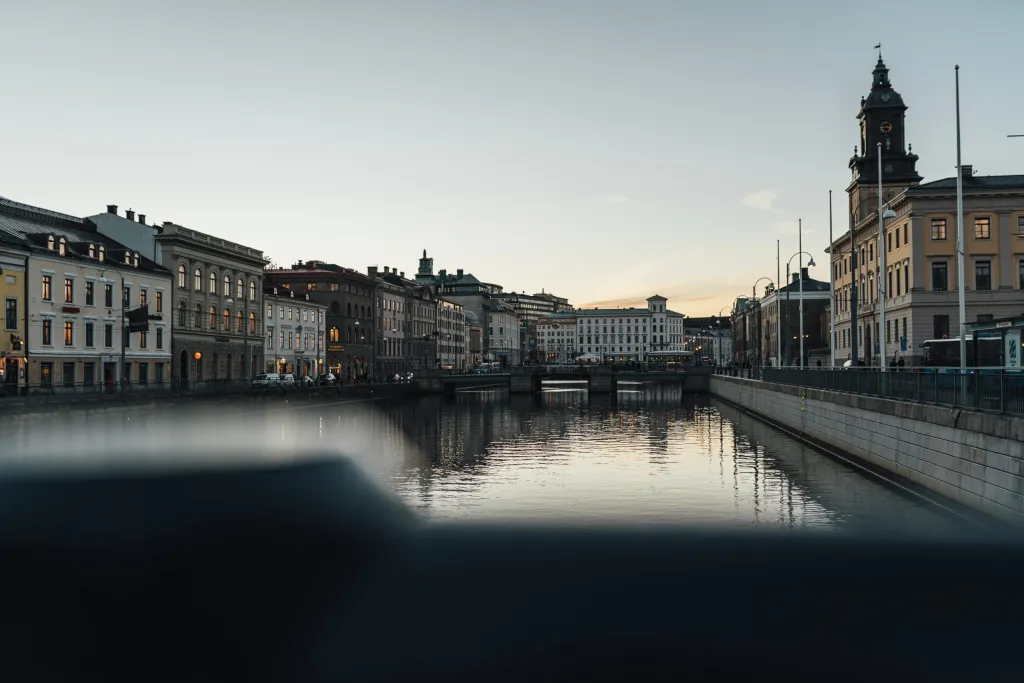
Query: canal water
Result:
<box><xmin>8</xmin><ymin>385</ymin><xmax>966</xmax><ymax>535</ymax></box>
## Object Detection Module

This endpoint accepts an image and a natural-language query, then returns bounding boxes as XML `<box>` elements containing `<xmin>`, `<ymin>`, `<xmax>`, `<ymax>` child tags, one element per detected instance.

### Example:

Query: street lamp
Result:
<box><xmin>784</xmin><ymin>252</ymin><xmax>816</xmax><ymax>366</ymax></box>
<box><xmin>751</xmin><ymin>277</ymin><xmax>775</xmax><ymax>371</ymax></box>
<box><xmin>98</xmin><ymin>267</ymin><xmax>127</xmax><ymax>392</ymax></box>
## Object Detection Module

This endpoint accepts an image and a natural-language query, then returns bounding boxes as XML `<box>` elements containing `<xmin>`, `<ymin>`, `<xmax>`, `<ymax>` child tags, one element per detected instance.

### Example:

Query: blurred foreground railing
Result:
<box><xmin>759</xmin><ymin>368</ymin><xmax>1024</xmax><ymax>416</ymax></box>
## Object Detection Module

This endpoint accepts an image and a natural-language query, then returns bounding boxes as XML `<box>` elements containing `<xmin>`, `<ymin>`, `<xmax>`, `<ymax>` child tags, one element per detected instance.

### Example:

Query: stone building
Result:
<box><xmin>89</xmin><ymin>205</ymin><xmax>265</xmax><ymax>384</ymax></box>
<box><xmin>262</xmin><ymin>284</ymin><xmax>326</xmax><ymax>378</ymax></box>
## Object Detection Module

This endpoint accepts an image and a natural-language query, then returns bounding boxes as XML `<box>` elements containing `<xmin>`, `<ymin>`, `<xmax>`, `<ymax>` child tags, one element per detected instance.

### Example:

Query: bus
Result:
<box><xmin>921</xmin><ymin>336</ymin><xmax>1002</xmax><ymax>370</ymax></box>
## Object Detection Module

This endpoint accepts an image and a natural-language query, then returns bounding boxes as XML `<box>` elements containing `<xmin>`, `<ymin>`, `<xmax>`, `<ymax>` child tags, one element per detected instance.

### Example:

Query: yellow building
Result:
<box><xmin>829</xmin><ymin>56</ymin><xmax>1024</xmax><ymax>367</ymax></box>
<box><xmin>0</xmin><ymin>232</ymin><xmax>30</xmax><ymax>390</ymax></box>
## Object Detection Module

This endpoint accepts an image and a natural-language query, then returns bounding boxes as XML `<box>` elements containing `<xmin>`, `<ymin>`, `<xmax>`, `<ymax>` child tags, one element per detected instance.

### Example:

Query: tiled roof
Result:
<box><xmin>908</xmin><ymin>174</ymin><xmax>1024</xmax><ymax>194</ymax></box>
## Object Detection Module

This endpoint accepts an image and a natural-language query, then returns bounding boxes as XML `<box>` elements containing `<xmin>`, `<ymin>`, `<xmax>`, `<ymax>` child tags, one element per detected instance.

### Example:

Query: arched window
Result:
<box><xmin>249</xmin><ymin>280</ymin><xmax>256</xmax><ymax>301</ymax></box>
<box><xmin>178</xmin><ymin>301</ymin><xmax>186</xmax><ymax>326</ymax></box>
<box><xmin>249</xmin><ymin>312</ymin><xmax>256</xmax><ymax>334</ymax></box>
<box><xmin>88</xmin><ymin>244</ymin><xmax>96</xmax><ymax>258</ymax></box>
<box><xmin>209</xmin><ymin>306</ymin><xmax>216</xmax><ymax>328</ymax></box>
<box><xmin>58</xmin><ymin>238</ymin><xmax>67</xmax><ymax>256</ymax></box>
<box><xmin>194</xmin><ymin>269</ymin><xmax>202</xmax><ymax>291</ymax></box>
<box><xmin>193</xmin><ymin>303</ymin><xmax>202</xmax><ymax>327</ymax></box>
<box><xmin>236</xmin><ymin>310</ymin><xmax>243</xmax><ymax>333</ymax></box>
<box><xmin>347</xmin><ymin>302</ymin><xmax>352</xmax><ymax>317</ymax></box>
<box><xmin>47</xmin><ymin>235</ymin><xmax>55</xmax><ymax>250</ymax></box>
<box><xmin>329</xmin><ymin>327</ymin><xmax>339</xmax><ymax>342</ymax></box>
<box><xmin>98</xmin><ymin>246</ymin><xmax>105</xmax><ymax>262</ymax></box>
<box><xmin>330</xmin><ymin>301</ymin><xmax>340</xmax><ymax>315</ymax></box>
<box><xmin>133</xmin><ymin>253</ymin><xmax>140</xmax><ymax>267</ymax></box>
<box><xmin>209</xmin><ymin>271</ymin><xmax>217</xmax><ymax>294</ymax></box>
<box><xmin>223</xmin><ymin>275</ymin><xmax>230</xmax><ymax>297</ymax></box>
<box><xmin>223</xmin><ymin>308</ymin><xmax>231</xmax><ymax>331</ymax></box>
<box><xmin>123</xmin><ymin>250</ymin><xmax>131</xmax><ymax>264</ymax></box>
<box><xmin>236</xmin><ymin>278</ymin><xmax>243</xmax><ymax>299</ymax></box>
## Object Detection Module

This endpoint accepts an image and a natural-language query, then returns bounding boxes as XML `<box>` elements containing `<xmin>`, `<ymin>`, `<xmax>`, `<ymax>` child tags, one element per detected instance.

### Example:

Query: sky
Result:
<box><xmin>2</xmin><ymin>0</ymin><xmax>1022</xmax><ymax>317</ymax></box>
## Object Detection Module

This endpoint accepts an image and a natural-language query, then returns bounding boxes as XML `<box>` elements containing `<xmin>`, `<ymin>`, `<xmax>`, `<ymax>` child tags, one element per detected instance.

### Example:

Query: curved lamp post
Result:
<box><xmin>784</xmin><ymin>252</ymin><xmax>816</xmax><ymax>366</ymax></box>
<box><xmin>751</xmin><ymin>277</ymin><xmax>776</xmax><ymax>370</ymax></box>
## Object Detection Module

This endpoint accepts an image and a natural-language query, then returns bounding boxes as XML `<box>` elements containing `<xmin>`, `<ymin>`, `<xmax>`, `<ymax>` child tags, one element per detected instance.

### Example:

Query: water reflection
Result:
<box><xmin>8</xmin><ymin>387</ymin><xmax>965</xmax><ymax>535</ymax></box>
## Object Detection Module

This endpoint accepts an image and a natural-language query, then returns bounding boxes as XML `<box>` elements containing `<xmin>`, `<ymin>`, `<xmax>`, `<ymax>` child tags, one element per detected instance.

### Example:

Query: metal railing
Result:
<box><xmin>760</xmin><ymin>368</ymin><xmax>1024</xmax><ymax>416</ymax></box>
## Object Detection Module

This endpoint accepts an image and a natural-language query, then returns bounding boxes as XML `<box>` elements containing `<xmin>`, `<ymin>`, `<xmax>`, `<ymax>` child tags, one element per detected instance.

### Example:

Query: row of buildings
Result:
<box><xmin>731</xmin><ymin>55</ymin><xmax>1024</xmax><ymax>367</ymax></box>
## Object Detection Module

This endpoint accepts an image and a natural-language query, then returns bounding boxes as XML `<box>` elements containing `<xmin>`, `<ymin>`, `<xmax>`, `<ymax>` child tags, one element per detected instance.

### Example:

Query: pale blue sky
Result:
<box><xmin>2</xmin><ymin>0</ymin><xmax>1021</xmax><ymax>316</ymax></box>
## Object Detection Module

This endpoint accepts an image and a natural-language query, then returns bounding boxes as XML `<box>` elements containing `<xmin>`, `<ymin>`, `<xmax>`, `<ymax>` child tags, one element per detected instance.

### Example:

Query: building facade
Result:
<box><xmin>2</xmin><ymin>198</ymin><xmax>173</xmax><ymax>391</ymax></box>
<box><xmin>537</xmin><ymin>312</ymin><xmax>577</xmax><ymax>363</ymax></box>
<box><xmin>265</xmin><ymin>261</ymin><xmax>376</xmax><ymax>382</ymax></box>
<box><xmin>829</xmin><ymin>57</ymin><xmax>1024</xmax><ymax>366</ymax></box>
<box><xmin>574</xmin><ymin>295</ymin><xmax>685</xmax><ymax>362</ymax></box>
<box><xmin>438</xmin><ymin>297</ymin><xmax>467</xmax><ymax>370</ymax></box>
<box><xmin>374</xmin><ymin>274</ymin><xmax>408</xmax><ymax>378</ymax></box>
<box><xmin>0</xmin><ymin>233</ymin><xmax>29</xmax><ymax>390</ymax></box>
<box><xmin>262</xmin><ymin>285</ymin><xmax>326</xmax><ymax>377</ymax></box>
<box><xmin>759</xmin><ymin>269</ymin><xmax>831</xmax><ymax>366</ymax></box>
<box><xmin>90</xmin><ymin>206</ymin><xmax>265</xmax><ymax>384</ymax></box>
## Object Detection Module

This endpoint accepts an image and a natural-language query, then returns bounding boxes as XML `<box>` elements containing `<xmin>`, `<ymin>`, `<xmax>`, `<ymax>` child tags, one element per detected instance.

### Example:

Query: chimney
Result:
<box><xmin>163</xmin><ymin>221</ymin><xmax>173</xmax><ymax>228</ymax></box>
<box><xmin>792</xmin><ymin>272</ymin><xmax>799</xmax><ymax>284</ymax></box>
<box><xmin>106</xmin><ymin>204</ymin><xmax>118</xmax><ymax>215</ymax></box>
<box><xmin>367</xmin><ymin>266</ymin><xmax>378</xmax><ymax>278</ymax></box>
<box><xmin>400</xmin><ymin>271</ymin><xmax>405</xmax><ymax>278</ymax></box>
<box><xmin>383</xmin><ymin>266</ymin><xmax>390</xmax><ymax>274</ymax></box>
<box><xmin>138</xmin><ymin>214</ymin><xmax>146</xmax><ymax>225</ymax></box>
<box><xmin>801</xmin><ymin>267</ymin><xmax>809</xmax><ymax>280</ymax></box>
<box><xmin>125</xmin><ymin>209</ymin><xmax>135</xmax><ymax>221</ymax></box>
<box><xmin>457</xmin><ymin>268</ymin><xmax>464</xmax><ymax>278</ymax></box>
<box><xmin>439</xmin><ymin>269</ymin><xmax>447</xmax><ymax>279</ymax></box>
<box><xmin>960</xmin><ymin>164</ymin><xmax>973</xmax><ymax>180</ymax></box>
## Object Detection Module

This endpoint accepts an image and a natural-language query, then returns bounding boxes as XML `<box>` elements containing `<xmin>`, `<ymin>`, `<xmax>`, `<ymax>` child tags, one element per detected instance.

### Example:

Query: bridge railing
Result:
<box><xmin>760</xmin><ymin>368</ymin><xmax>1024</xmax><ymax>416</ymax></box>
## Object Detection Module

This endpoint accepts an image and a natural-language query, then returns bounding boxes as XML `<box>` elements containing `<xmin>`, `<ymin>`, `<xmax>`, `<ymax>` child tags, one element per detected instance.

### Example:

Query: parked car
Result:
<box><xmin>252</xmin><ymin>374</ymin><xmax>283</xmax><ymax>390</ymax></box>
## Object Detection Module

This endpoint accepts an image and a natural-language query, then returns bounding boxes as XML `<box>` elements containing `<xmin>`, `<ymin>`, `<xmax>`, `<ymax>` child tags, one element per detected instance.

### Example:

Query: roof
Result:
<box><xmin>776</xmin><ymin>276</ymin><xmax>830</xmax><ymax>294</ymax></box>
<box><xmin>907</xmin><ymin>174</ymin><xmax>1024</xmax><ymax>194</ymax></box>
<box><xmin>0</xmin><ymin>196</ymin><xmax>169</xmax><ymax>274</ymax></box>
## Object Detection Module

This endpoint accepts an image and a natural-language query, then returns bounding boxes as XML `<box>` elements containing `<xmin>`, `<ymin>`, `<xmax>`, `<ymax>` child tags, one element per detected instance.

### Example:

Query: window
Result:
<box><xmin>88</xmin><ymin>244</ymin><xmax>96</xmax><ymax>258</ymax></box>
<box><xmin>887</xmin><ymin>270</ymin><xmax>892</xmax><ymax>299</ymax></box>
<box><xmin>85</xmin><ymin>322</ymin><xmax>94</xmax><ymax>347</ymax></box>
<box><xmin>123</xmin><ymin>251</ymin><xmax>131</xmax><ymax>265</ymax></box>
<box><xmin>974</xmin><ymin>217</ymin><xmax>991</xmax><ymax>239</ymax></box>
<box><xmin>223</xmin><ymin>308</ymin><xmax>230</xmax><ymax>330</ymax></box>
<box><xmin>1020</xmin><ymin>261</ymin><xmax>1024</xmax><ymax>290</ymax></box>
<box><xmin>209</xmin><ymin>272</ymin><xmax>217</xmax><ymax>294</ymax></box>
<box><xmin>178</xmin><ymin>264</ymin><xmax>187</xmax><ymax>288</ymax></box>
<box><xmin>85</xmin><ymin>281</ymin><xmax>95</xmax><ymax>306</ymax></box>
<box><xmin>98</xmin><ymin>246</ymin><xmax>105</xmax><ymax>262</ymax></box>
<box><xmin>903</xmin><ymin>263</ymin><xmax>909</xmax><ymax>294</ymax></box>
<box><xmin>933</xmin><ymin>315</ymin><xmax>950</xmax><ymax>339</ymax></box>
<box><xmin>140</xmin><ymin>289</ymin><xmax>147</xmax><ymax>307</ymax></box>
<box><xmin>223</xmin><ymin>275</ymin><xmax>230</xmax><ymax>297</ymax></box>
<box><xmin>104</xmin><ymin>284</ymin><xmax>113</xmax><ymax>308</ymax></box>
<box><xmin>249</xmin><ymin>280</ymin><xmax>257</xmax><ymax>301</ymax></box>
<box><xmin>1018</xmin><ymin>215</ymin><xmax>1024</xmax><ymax>237</ymax></box>
<box><xmin>4</xmin><ymin>298</ymin><xmax>16</xmax><ymax>330</ymax></box>
<box><xmin>155</xmin><ymin>291</ymin><xmax>163</xmax><ymax>313</ymax></box>
<box><xmin>329</xmin><ymin>327</ymin><xmax>339</xmax><ymax>342</ymax></box>
<box><xmin>930</xmin><ymin>218</ymin><xmax>945</xmax><ymax>239</ymax></box>
<box><xmin>123</xmin><ymin>285</ymin><xmax>131</xmax><ymax>307</ymax></box>
<box><xmin>42</xmin><ymin>275</ymin><xmax>52</xmax><ymax>301</ymax></box>
<box><xmin>139</xmin><ymin>330</ymin><xmax>148</xmax><ymax>349</ymax></box>
<box><xmin>133</xmin><ymin>253</ymin><xmax>140</xmax><ymax>268</ymax></box>
<box><xmin>63</xmin><ymin>320</ymin><xmax>73</xmax><ymax>346</ymax></box>
<box><xmin>975</xmin><ymin>260</ymin><xmax>992</xmax><ymax>291</ymax></box>
<box><xmin>40</xmin><ymin>362</ymin><xmax>53</xmax><ymax>386</ymax></box>
<box><xmin>887</xmin><ymin>231</ymin><xmax>892</xmax><ymax>252</ymax></box>
<box><xmin>58</xmin><ymin>238</ymin><xmax>67</xmax><ymax>256</ymax></box>
<box><xmin>194</xmin><ymin>268</ymin><xmax>202</xmax><ymax>291</ymax></box>
<box><xmin>47</xmin><ymin>236</ymin><xmax>55</xmax><ymax>250</ymax></box>
<box><xmin>932</xmin><ymin>262</ymin><xmax>947</xmax><ymax>291</ymax></box>
<box><xmin>156</xmin><ymin>327</ymin><xmax>163</xmax><ymax>349</ymax></box>
<box><xmin>236</xmin><ymin>278</ymin><xmax>243</xmax><ymax>299</ymax></box>
<box><xmin>178</xmin><ymin>301</ymin><xmax>186</xmax><ymax>326</ymax></box>
<box><xmin>104</xmin><ymin>323</ymin><xmax>113</xmax><ymax>347</ymax></box>
<box><xmin>42</xmin><ymin>319</ymin><xmax>52</xmax><ymax>345</ymax></box>
<box><xmin>209</xmin><ymin>307</ymin><xmax>216</xmax><ymax>328</ymax></box>
<box><xmin>249</xmin><ymin>312</ymin><xmax>256</xmax><ymax>333</ymax></box>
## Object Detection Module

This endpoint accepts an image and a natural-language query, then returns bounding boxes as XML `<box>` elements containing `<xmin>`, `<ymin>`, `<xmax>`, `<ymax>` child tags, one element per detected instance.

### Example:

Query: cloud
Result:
<box><xmin>603</xmin><ymin>195</ymin><xmax>630</xmax><ymax>204</ymax></box>
<box><xmin>741</xmin><ymin>190</ymin><xmax>785</xmax><ymax>214</ymax></box>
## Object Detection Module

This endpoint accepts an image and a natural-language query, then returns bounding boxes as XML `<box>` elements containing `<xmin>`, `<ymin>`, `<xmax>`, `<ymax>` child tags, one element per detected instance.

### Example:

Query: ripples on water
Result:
<box><xmin>10</xmin><ymin>384</ymin><xmax>963</xmax><ymax>536</ymax></box>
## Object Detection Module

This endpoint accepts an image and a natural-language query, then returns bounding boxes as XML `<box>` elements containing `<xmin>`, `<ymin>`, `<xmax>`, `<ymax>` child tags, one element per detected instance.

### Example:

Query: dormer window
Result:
<box><xmin>98</xmin><ymin>246</ymin><xmax>106</xmax><ymax>262</ymax></box>
<box><xmin>47</xmin><ymin>235</ymin><xmax>55</xmax><ymax>250</ymax></box>
<box><xmin>58</xmin><ymin>237</ymin><xmax>67</xmax><ymax>256</ymax></box>
<box><xmin>88</xmin><ymin>244</ymin><xmax>96</xmax><ymax>258</ymax></box>
<box><xmin>133</xmin><ymin>253</ymin><xmax>140</xmax><ymax>268</ymax></box>
<box><xmin>124</xmin><ymin>251</ymin><xmax>131</xmax><ymax>265</ymax></box>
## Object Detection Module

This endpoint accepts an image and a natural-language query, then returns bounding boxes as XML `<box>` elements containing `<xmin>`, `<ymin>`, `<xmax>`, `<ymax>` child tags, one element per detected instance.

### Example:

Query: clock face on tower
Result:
<box><xmin>880</xmin><ymin>121</ymin><xmax>894</xmax><ymax>133</ymax></box>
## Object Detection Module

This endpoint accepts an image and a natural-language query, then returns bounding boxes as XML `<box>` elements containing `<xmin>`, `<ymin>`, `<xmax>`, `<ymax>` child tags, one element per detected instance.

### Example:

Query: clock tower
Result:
<box><xmin>847</xmin><ymin>55</ymin><xmax>921</xmax><ymax>220</ymax></box>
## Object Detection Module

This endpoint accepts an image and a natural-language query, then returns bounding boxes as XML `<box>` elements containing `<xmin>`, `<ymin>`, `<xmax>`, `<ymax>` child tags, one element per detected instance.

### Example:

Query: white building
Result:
<box><xmin>486</xmin><ymin>300</ymin><xmax>521</xmax><ymax>366</ymax></box>
<box><xmin>0</xmin><ymin>197</ymin><xmax>173</xmax><ymax>391</ymax></box>
<box><xmin>437</xmin><ymin>297</ymin><xmax>467</xmax><ymax>370</ymax></box>
<box><xmin>537</xmin><ymin>313</ymin><xmax>577</xmax><ymax>363</ymax></box>
<box><xmin>574</xmin><ymin>295</ymin><xmax>684</xmax><ymax>362</ymax></box>
<box><xmin>263</xmin><ymin>286</ymin><xmax>326</xmax><ymax>378</ymax></box>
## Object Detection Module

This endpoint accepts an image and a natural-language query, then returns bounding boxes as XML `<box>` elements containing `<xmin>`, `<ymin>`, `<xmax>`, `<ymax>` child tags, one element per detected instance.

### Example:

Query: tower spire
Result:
<box><xmin>874</xmin><ymin>42</ymin><xmax>882</xmax><ymax>60</ymax></box>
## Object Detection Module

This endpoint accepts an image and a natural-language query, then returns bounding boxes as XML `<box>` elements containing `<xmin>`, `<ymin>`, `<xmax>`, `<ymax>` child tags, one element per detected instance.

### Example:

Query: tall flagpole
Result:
<box><xmin>955</xmin><ymin>64</ymin><xmax>967</xmax><ymax>381</ymax></box>
<box><xmin>798</xmin><ymin>218</ymin><xmax>805</xmax><ymax>367</ymax></box>
<box><xmin>777</xmin><ymin>238</ymin><xmax>781</xmax><ymax>367</ymax></box>
<box><xmin>828</xmin><ymin>190</ymin><xmax>835</xmax><ymax>368</ymax></box>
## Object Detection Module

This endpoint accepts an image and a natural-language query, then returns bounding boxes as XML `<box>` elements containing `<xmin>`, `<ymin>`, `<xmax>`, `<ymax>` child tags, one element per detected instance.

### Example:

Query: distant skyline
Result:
<box><xmin>3</xmin><ymin>0</ymin><xmax>1022</xmax><ymax>316</ymax></box>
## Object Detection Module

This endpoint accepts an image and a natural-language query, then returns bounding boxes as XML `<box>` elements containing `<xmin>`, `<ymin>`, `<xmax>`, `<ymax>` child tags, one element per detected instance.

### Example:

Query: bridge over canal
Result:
<box><xmin>415</xmin><ymin>366</ymin><xmax>712</xmax><ymax>394</ymax></box>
